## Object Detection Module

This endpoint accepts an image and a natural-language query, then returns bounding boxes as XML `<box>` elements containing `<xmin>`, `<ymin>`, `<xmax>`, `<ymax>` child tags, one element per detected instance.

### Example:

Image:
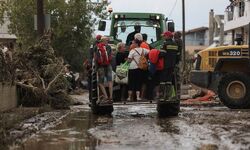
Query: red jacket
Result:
<box><xmin>149</xmin><ymin>49</ymin><xmax>164</xmax><ymax>70</ymax></box>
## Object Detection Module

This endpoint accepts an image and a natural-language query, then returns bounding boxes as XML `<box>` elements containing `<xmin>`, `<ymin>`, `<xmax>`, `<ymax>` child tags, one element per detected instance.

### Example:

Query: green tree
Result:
<box><xmin>0</xmin><ymin>0</ymin><xmax>109</xmax><ymax>71</ymax></box>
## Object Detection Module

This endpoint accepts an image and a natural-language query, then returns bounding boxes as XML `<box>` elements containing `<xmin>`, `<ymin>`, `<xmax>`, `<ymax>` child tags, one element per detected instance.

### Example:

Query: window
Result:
<box><xmin>226</xmin><ymin>1</ymin><xmax>235</xmax><ymax>21</ymax></box>
<box><xmin>239</xmin><ymin>0</ymin><xmax>245</xmax><ymax>17</ymax></box>
<box><xmin>113</xmin><ymin>20</ymin><xmax>161</xmax><ymax>44</ymax></box>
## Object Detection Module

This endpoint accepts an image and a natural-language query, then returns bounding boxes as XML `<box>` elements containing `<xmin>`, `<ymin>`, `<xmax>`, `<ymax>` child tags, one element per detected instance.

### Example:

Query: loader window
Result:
<box><xmin>113</xmin><ymin>20</ymin><xmax>161</xmax><ymax>44</ymax></box>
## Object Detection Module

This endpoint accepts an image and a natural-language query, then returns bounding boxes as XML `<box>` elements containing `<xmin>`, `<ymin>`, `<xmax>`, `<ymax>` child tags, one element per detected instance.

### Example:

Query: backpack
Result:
<box><xmin>134</xmin><ymin>49</ymin><xmax>148</xmax><ymax>70</ymax></box>
<box><xmin>96</xmin><ymin>43</ymin><xmax>112</xmax><ymax>66</ymax></box>
<box><xmin>148</xmin><ymin>49</ymin><xmax>164</xmax><ymax>71</ymax></box>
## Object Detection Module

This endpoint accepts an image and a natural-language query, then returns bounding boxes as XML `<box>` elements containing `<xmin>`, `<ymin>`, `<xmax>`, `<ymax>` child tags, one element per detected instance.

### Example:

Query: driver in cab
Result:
<box><xmin>126</xmin><ymin>24</ymin><xmax>141</xmax><ymax>46</ymax></box>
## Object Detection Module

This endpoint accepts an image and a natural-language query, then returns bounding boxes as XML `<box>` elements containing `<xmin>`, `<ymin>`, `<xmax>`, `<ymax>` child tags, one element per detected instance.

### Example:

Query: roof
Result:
<box><xmin>186</xmin><ymin>27</ymin><xmax>208</xmax><ymax>34</ymax></box>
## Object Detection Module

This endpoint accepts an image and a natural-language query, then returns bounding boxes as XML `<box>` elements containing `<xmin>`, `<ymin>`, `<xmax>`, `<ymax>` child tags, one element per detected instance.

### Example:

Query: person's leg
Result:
<box><xmin>108</xmin><ymin>81</ymin><xmax>113</xmax><ymax>100</ymax></box>
<box><xmin>128</xmin><ymin>90</ymin><xmax>133</xmax><ymax>101</ymax></box>
<box><xmin>106</xmin><ymin>65</ymin><xmax>113</xmax><ymax>100</ymax></box>
<box><xmin>99</xmin><ymin>83</ymin><xmax>108</xmax><ymax>99</ymax></box>
<box><xmin>155</xmin><ymin>85</ymin><xmax>160</xmax><ymax>98</ymax></box>
<box><xmin>141</xmin><ymin>84</ymin><xmax>146</xmax><ymax>99</ymax></box>
<box><xmin>136</xmin><ymin>91</ymin><xmax>141</xmax><ymax>100</ymax></box>
<box><xmin>127</xmin><ymin>69</ymin><xmax>134</xmax><ymax>101</ymax></box>
<box><xmin>121</xmin><ymin>85</ymin><xmax>127</xmax><ymax>101</ymax></box>
<box><xmin>97</xmin><ymin>67</ymin><xmax>108</xmax><ymax>101</ymax></box>
<box><xmin>140</xmin><ymin>71</ymin><xmax>148</xmax><ymax>99</ymax></box>
<box><xmin>135</xmin><ymin>69</ymin><xmax>143</xmax><ymax>101</ymax></box>
<box><xmin>154</xmin><ymin>71</ymin><xmax>161</xmax><ymax>99</ymax></box>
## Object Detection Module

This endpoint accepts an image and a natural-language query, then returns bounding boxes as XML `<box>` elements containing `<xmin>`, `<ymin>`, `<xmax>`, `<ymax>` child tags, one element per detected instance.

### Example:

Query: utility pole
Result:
<box><xmin>182</xmin><ymin>0</ymin><xmax>186</xmax><ymax>68</ymax></box>
<box><xmin>37</xmin><ymin>0</ymin><xmax>45</xmax><ymax>37</ymax></box>
<box><xmin>209</xmin><ymin>9</ymin><xmax>214</xmax><ymax>45</ymax></box>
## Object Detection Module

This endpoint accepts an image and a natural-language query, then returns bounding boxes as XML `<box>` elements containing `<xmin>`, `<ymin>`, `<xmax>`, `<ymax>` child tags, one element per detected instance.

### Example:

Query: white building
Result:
<box><xmin>185</xmin><ymin>27</ymin><xmax>209</xmax><ymax>54</ymax></box>
<box><xmin>224</xmin><ymin>0</ymin><xmax>250</xmax><ymax>45</ymax></box>
<box><xmin>0</xmin><ymin>0</ymin><xmax>16</xmax><ymax>43</ymax></box>
<box><xmin>0</xmin><ymin>17</ymin><xmax>17</xmax><ymax>43</ymax></box>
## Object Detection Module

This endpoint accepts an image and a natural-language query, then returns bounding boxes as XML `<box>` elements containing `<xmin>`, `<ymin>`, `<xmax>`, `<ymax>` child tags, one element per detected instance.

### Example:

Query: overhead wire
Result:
<box><xmin>168</xmin><ymin>0</ymin><xmax>178</xmax><ymax>18</ymax></box>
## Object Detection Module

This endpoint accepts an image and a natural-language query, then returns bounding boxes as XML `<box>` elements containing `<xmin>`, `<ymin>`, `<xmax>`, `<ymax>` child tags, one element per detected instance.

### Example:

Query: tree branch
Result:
<box><xmin>44</xmin><ymin>68</ymin><xmax>64</xmax><ymax>94</ymax></box>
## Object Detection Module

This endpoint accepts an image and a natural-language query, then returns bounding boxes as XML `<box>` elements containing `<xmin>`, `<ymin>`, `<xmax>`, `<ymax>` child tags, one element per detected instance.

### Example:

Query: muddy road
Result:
<box><xmin>11</xmin><ymin>103</ymin><xmax>250</xmax><ymax>150</ymax></box>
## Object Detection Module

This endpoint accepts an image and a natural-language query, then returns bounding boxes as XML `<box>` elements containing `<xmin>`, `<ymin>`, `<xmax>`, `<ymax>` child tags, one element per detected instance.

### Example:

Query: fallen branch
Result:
<box><xmin>45</xmin><ymin>68</ymin><xmax>64</xmax><ymax>94</ymax></box>
<box><xmin>15</xmin><ymin>82</ymin><xmax>39</xmax><ymax>90</ymax></box>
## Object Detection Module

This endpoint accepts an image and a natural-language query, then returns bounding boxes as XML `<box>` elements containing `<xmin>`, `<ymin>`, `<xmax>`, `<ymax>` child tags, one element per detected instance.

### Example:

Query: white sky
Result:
<box><xmin>108</xmin><ymin>0</ymin><xmax>229</xmax><ymax>30</ymax></box>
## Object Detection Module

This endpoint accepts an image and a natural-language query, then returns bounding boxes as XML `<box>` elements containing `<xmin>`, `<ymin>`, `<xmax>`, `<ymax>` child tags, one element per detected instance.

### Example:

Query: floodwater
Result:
<box><xmin>12</xmin><ymin>104</ymin><xmax>250</xmax><ymax>150</ymax></box>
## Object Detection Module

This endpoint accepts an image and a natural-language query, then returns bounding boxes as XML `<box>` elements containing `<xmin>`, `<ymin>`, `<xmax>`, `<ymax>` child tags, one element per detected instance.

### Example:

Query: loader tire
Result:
<box><xmin>218</xmin><ymin>72</ymin><xmax>250</xmax><ymax>109</ymax></box>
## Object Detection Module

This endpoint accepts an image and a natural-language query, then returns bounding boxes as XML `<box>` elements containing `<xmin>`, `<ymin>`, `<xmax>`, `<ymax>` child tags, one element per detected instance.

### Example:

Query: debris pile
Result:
<box><xmin>15</xmin><ymin>31</ymin><xmax>71</xmax><ymax>109</ymax></box>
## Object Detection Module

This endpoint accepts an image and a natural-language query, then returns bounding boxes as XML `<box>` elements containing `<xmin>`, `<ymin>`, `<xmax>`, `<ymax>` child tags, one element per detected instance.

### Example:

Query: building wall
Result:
<box><xmin>0</xmin><ymin>0</ymin><xmax>17</xmax><ymax>43</ymax></box>
<box><xmin>185</xmin><ymin>30</ymin><xmax>209</xmax><ymax>54</ymax></box>
<box><xmin>186</xmin><ymin>30</ymin><xmax>209</xmax><ymax>46</ymax></box>
<box><xmin>0</xmin><ymin>17</ymin><xmax>16</xmax><ymax>41</ymax></box>
<box><xmin>204</xmin><ymin>30</ymin><xmax>209</xmax><ymax>46</ymax></box>
<box><xmin>224</xmin><ymin>0</ymin><xmax>250</xmax><ymax>45</ymax></box>
<box><xmin>225</xmin><ymin>0</ymin><xmax>250</xmax><ymax>31</ymax></box>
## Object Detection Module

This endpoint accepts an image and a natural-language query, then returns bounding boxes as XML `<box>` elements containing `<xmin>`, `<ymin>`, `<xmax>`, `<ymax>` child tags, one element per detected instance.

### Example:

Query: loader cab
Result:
<box><xmin>98</xmin><ymin>13</ymin><xmax>175</xmax><ymax>49</ymax></box>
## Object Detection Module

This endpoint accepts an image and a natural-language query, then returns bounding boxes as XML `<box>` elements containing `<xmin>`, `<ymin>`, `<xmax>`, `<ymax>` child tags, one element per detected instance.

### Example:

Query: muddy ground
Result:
<box><xmin>9</xmin><ymin>93</ymin><xmax>250</xmax><ymax>150</ymax></box>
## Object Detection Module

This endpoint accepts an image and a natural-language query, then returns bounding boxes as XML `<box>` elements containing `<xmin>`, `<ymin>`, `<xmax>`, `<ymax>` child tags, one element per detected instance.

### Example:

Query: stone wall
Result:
<box><xmin>0</xmin><ymin>83</ymin><xmax>17</xmax><ymax>112</ymax></box>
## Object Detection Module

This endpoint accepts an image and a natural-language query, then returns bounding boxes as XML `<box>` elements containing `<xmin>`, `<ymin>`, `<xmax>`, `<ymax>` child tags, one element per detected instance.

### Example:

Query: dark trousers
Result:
<box><xmin>160</xmin><ymin>67</ymin><xmax>174</xmax><ymax>82</ymax></box>
<box><xmin>128</xmin><ymin>69</ymin><xmax>144</xmax><ymax>91</ymax></box>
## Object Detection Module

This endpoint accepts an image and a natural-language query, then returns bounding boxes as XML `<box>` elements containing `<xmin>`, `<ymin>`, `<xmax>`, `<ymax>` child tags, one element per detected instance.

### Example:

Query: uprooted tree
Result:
<box><xmin>16</xmin><ymin>31</ymin><xmax>71</xmax><ymax>109</ymax></box>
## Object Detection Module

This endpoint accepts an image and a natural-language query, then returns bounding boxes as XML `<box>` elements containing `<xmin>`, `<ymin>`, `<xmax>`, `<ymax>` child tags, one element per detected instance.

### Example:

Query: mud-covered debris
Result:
<box><xmin>16</xmin><ymin>31</ymin><xmax>71</xmax><ymax>109</ymax></box>
<box><xmin>199</xmin><ymin>144</ymin><xmax>218</xmax><ymax>150</ymax></box>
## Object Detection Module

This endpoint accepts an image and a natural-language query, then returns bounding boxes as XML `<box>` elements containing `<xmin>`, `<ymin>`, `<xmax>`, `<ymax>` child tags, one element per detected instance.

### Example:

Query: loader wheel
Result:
<box><xmin>157</xmin><ymin>101</ymin><xmax>180</xmax><ymax>117</ymax></box>
<box><xmin>218</xmin><ymin>72</ymin><xmax>250</xmax><ymax>109</ymax></box>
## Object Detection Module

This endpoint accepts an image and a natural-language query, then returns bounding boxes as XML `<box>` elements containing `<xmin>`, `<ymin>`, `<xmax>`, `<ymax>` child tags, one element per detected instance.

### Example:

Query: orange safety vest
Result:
<box><xmin>140</xmin><ymin>42</ymin><xmax>150</xmax><ymax>50</ymax></box>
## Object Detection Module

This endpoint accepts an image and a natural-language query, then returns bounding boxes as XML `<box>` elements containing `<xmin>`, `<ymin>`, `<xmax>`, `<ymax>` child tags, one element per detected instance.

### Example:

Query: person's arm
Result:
<box><xmin>126</xmin><ymin>32</ymin><xmax>133</xmax><ymax>46</ymax></box>
<box><xmin>127</xmin><ymin>58</ymin><xmax>132</xmax><ymax>63</ymax></box>
<box><xmin>127</xmin><ymin>50</ymin><xmax>134</xmax><ymax>63</ymax></box>
<box><xmin>159</xmin><ymin>50</ymin><xmax>167</xmax><ymax>58</ymax></box>
<box><xmin>143</xmin><ymin>48</ymin><xmax>150</xmax><ymax>55</ymax></box>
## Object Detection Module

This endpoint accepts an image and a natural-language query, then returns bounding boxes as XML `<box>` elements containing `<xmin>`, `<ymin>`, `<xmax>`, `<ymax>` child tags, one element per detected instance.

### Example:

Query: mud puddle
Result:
<box><xmin>10</xmin><ymin>111</ymin><xmax>99</xmax><ymax>150</ymax></box>
<box><xmin>10</xmin><ymin>105</ymin><xmax>250</xmax><ymax>150</ymax></box>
